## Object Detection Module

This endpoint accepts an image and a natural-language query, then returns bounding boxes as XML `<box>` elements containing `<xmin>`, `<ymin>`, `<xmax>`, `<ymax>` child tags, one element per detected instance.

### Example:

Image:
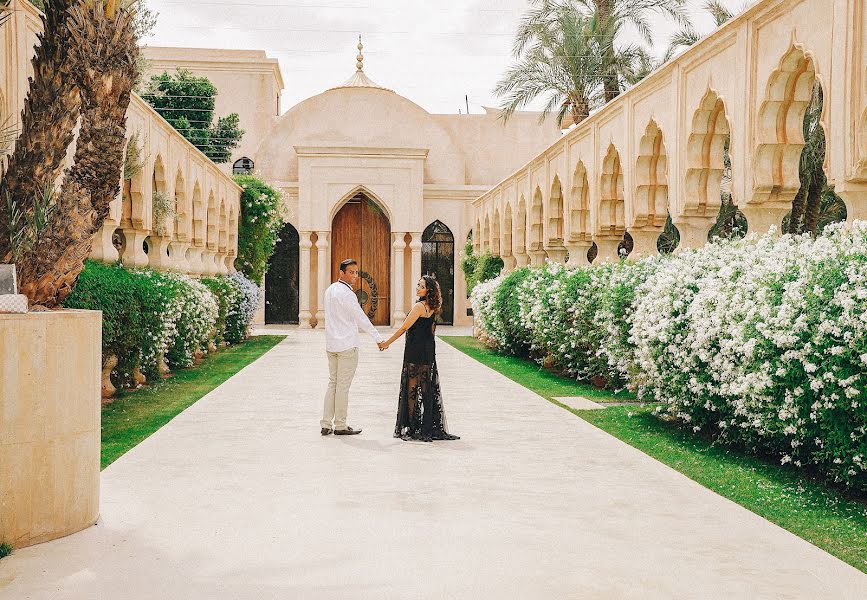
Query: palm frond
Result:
<box><xmin>703</xmin><ymin>0</ymin><xmax>734</xmax><ymax>27</ymax></box>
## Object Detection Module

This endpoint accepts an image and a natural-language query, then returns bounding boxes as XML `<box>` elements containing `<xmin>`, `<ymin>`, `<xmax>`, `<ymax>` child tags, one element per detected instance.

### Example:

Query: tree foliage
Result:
<box><xmin>142</xmin><ymin>69</ymin><xmax>244</xmax><ymax>164</ymax></box>
<box><xmin>233</xmin><ymin>174</ymin><xmax>284</xmax><ymax>285</ymax></box>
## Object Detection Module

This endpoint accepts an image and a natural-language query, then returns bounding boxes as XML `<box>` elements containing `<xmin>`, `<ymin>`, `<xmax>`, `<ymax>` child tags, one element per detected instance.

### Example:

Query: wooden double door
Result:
<box><xmin>330</xmin><ymin>193</ymin><xmax>391</xmax><ymax>325</ymax></box>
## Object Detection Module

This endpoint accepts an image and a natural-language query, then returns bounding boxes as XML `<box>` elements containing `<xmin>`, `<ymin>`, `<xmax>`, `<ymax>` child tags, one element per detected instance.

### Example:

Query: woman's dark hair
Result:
<box><xmin>420</xmin><ymin>275</ymin><xmax>442</xmax><ymax>315</ymax></box>
<box><xmin>339</xmin><ymin>259</ymin><xmax>358</xmax><ymax>272</ymax></box>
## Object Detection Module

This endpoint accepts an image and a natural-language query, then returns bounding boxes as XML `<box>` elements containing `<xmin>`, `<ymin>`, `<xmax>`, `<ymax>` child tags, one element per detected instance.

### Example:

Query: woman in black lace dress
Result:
<box><xmin>380</xmin><ymin>276</ymin><xmax>460</xmax><ymax>442</ymax></box>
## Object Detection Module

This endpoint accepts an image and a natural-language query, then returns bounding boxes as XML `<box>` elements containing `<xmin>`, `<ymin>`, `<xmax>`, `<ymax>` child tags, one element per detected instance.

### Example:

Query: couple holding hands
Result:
<box><xmin>319</xmin><ymin>259</ymin><xmax>459</xmax><ymax>442</ymax></box>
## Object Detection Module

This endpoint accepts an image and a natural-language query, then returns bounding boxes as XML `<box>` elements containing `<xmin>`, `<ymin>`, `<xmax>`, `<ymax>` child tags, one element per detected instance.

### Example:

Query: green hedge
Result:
<box><xmin>64</xmin><ymin>262</ymin><xmax>261</xmax><ymax>390</ymax></box>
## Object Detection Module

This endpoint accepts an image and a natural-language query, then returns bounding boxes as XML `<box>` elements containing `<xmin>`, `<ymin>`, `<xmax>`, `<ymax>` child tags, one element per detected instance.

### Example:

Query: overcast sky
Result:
<box><xmin>142</xmin><ymin>0</ymin><xmax>753</xmax><ymax>115</ymax></box>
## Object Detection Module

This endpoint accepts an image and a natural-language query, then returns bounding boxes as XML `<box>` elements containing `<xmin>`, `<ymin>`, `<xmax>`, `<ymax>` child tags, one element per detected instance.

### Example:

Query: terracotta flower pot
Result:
<box><xmin>102</xmin><ymin>354</ymin><xmax>118</xmax><ymax>399</ymax></box>
<box><xmin>158</xmin><ymin>355</ymin><xmax>171</xmax><ymax>377</ymax></box>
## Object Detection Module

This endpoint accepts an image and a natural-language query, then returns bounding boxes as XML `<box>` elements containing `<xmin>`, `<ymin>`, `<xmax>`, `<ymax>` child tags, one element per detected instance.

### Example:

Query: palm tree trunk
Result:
<box><xmin>571</xmin><ymin>99</ymin><xmax>590</xmax><ymax>125</ymax></box>
<box><xmin>0</xmin><ymin>0</ymin><xmax>79</xmax><ymax>261</ymax></box>
<box><xmin>597</xmin><ymin>0</ymin><xmax>620</xmax><ymax>102</ymax></box>
<box><xmin>803</xmin><ymin>170</ymin><xmax>825</xmax><ymax>236</ymax></box>
<box><xmin>788</xmin><ymin>187</ymin><xmax>806</xmax><ymax>234</ymax></box>
<box><xmin>17</xmin><ymin>3</ymin><xmax>139</xmax><ymax>307</ymax></box>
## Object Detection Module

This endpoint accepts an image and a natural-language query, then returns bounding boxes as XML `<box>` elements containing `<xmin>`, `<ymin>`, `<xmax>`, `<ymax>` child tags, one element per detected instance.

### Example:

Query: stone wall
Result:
<box><xmin>473</xmin><ymin>0</ymin><xmax>867</xmax><ymax>266</ymax></box>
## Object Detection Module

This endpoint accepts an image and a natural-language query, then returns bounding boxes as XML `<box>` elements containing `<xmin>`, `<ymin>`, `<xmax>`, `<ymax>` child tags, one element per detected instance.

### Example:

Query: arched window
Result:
<box><xmin>422</xmin><ymin>220</ymin><xmax>455</xmax><ymax>325</ymax></box>
<box><xmin>232</xmin><ymin>157</ymin><xmax>254</xmax><ymax>175</ymax></box>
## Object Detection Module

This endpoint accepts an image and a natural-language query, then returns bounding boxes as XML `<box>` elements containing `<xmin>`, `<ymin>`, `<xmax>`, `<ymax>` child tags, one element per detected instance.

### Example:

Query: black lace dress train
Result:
<box><xmin>393</xmin><ymin>315</ymin><xmax>460</xmax><ymax>441</ymax></box>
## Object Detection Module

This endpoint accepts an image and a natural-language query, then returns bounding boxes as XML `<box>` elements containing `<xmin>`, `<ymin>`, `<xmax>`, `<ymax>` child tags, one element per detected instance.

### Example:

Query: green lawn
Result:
<box><xmin>440</xmin><ymin>335</ymin><xmax>867</xmax><ymax>573</ymax></box>
<box><xmin>101</xmin><ymin>335</ymin><xmax>285</xmax><ymax>469</ymax></box>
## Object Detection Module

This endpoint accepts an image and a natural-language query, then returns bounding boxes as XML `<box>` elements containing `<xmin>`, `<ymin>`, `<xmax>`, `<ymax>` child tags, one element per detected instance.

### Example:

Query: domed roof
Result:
<box><xmin>327</xmin><ymin>36</ymin><xmax>392</xmax><ymax>92</ymax></box>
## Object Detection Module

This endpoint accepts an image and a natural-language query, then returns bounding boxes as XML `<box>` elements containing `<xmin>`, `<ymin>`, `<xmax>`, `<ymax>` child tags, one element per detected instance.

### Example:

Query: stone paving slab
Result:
<box><xmin>0</xmin><ymin>329</ymin><xmax>864</xmax><ymax>599</ymax></box>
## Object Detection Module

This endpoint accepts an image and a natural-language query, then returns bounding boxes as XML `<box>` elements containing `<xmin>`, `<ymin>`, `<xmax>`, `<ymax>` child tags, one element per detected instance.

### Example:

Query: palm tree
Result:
<box><xmin>563</xmin><ymin>0</ymin><xmax>690</xmax><ymax>101</ymax></box>
<box><xmin>498</xmin><ymin>0</ymin><xmax>689</xmax><ymax>125</ymax></box>
<box><xmin>786</xmin><ymin>83</ymin><xmax>845</xmax><ymax>236</ymax></box>
<box><xmin>495</xmin><ymin>6</ymin><xmax>610</xmax><ymax>126</ymax></box>
<box><xmin>14</xmin><ymin>0</ymin><xmax>141</xmax><ymax>306</ymax></box>
<box><xmin>666</xmin><ymin>1</ymin><xmax>735</xmax><ymax>57</ymax></box>
<box><xmin>0</xmin><ymin>0</ymin><xmax>80</xmax><ymax>261</ymax></box>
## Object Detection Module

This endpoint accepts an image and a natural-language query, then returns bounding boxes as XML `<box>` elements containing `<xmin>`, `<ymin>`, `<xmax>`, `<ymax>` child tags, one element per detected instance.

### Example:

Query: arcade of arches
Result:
<box><xmin>474</xmin><ymin>0</ymin><xmax>867</xmax><ymax>269</ymax></box>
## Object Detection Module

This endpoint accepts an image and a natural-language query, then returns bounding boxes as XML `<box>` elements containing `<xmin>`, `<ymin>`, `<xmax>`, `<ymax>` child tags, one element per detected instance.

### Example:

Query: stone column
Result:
<box><xmin>839</xmin><ymin>189</ymin><xmax>867</xmax><ymax>225</ymax></box>
<box><xmin>392</xmin><ymin>232</ymin><xmax>407</xmax><ymax>325</ymax></box>
<box><xmin>673</xmin><ymin>217</ymin><xmax>716</xmax><ymax>251</ymax></box>
<box><xmin>169</xmin><ymin>241</ymin><xmax>191</xmax><ymax>272</ymax></box>
<box><xmin>594</xmin><ymin>238</ymin><xmax>622</xmax><ymax>264</ymax></box>
<box><xmin>148</xmin><ymin>237</ymin><xmax>173</xmax><ymax>270</ymax></box>
<box><xmin>199</xmin><ymin>250</ymin><xmax>214</xmax><ymax>275</ymax></box>
<box><xmin>315</xmin><ymin>231</ymin><xmax>330</xmax><ymax>329</ymax></box>
<box><xmin>528</xmin><ymin>249</ymin><xmax>547</xmax><ymax>266</ymax></box>
<box><xmin>502</xmin><ymin>254</ymin><xmax>517</xmax><ymax>271</ymax></box>
<box><xmin>514</xmin><ymin>252</ymin><xmax>530</xmax><ymax>268</ymax></box>
<box><xmin>628</xmin><ymin>230</ymin><xmax>660</xmax><ymax>259</ymax></box>
<box><xmin>185</xmin><ymin>246</ymin><xmax>203</xmax><ymax>276</ymax></box>
<box><xmin>299</xmin><ymin>232</ymin><xmax>313</xmax><ymax>328</ymax></box>
<box><xmin>121</xmin><ymin>228</ymin><xmax>149</xmax><ymax>268</ymax></box>
<box><xmin>543</xmin><ymin>244</ymin><xmax>568</xmax><ymax>263</ymax></box>
<box><xmin>740</xmin><ymin>204</ymin><xmax>790</xmax><ymax>236</ymax></box>
<box><xmin>90</xmin><ymin>223</ymin><xmax>119</xmax><ymax>263</ymax></box>
<box><xmin>565</xmin><ymin>240</ymin><xmax>592</xmax><ymax>267</ymax></box>
<box><xmin>409</xmin><ymin>232</ymin><xmax>422</xmax><ymax>297</ymax></box>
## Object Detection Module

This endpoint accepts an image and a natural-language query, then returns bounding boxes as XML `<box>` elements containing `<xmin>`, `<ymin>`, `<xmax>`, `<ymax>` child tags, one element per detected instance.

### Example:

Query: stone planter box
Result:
<box><xmin>0</xmin><ymin>310</ymin><xmax>101</xmax><ymax>548</ymax></box>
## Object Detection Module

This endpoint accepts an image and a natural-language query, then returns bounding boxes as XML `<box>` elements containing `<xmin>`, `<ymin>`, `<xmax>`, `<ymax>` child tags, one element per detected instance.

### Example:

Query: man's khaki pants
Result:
<box><xmin>321</xmin><ymin>347</ymin><xmax>359</xmax><ymax>430</ymax></box>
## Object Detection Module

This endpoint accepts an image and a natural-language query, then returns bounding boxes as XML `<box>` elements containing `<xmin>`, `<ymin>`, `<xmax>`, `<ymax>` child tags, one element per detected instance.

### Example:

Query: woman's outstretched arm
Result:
<box><xmin>381</xmin><ymin>302</ymin><xmax>426</xmax><ymax>349</ymax></box>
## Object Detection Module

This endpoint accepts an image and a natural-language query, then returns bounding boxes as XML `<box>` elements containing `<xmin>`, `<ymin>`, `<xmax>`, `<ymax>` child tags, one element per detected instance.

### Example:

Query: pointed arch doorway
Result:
<box><xmin>422</xmin><ymin>220</ymin><xmax>454</xmax><ymax>325</ymax></box>
<box><xmin>331</xmin><ymin>191</ymin><xmax>391</xmax><ymax>325</ymax></box>
<box><xmin>265</xmin><ymin>222</ymin><xmax>300</xmax><ymax>324</ymax></box>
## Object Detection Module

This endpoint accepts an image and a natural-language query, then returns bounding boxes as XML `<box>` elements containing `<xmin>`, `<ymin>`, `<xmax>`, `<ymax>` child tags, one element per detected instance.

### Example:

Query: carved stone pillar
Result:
<box><xmin>409</xmin><ymin>232</ymin><xmax>422</xmax><ymax>298</ymax></box>
<box><xmin>392</xmin><ymin>233</ymin><xmax>407</xmax><ymax>325</ymax></box>
<box><xmin>502</xmin><ymin>254</ymin><xmax>517</xmax><ymax>272</ymax></box>
<box><xmin>628</xmin><ymin>230</ymin><xmax>660</xmax><ymax>259</ymax></box>
<box><xmin>528</xmin><ymin>245</ymin><xmax>547</xmax><ymax>266</ymax></box>
<box><xmin>121</xmin><ymin>228</ymin><xmax>149</xmax><ymax>268</ymax></box>
<box><xmin>839</xmin><ymin>188</ymin><xmax>867</xmax><ymax>225</ymax></box>
<box><xmin>185</xmin><ymin>246</ymin><xmax>203</xmax><ymax>276</ymax></box>
<box><xmin>148</xmin><ymin>237</ymin><xmax>173</xmax><ymax>270</ymax></box>
<box><xmin>299</xmin><ymin>232</ymin><xmax>313</xmax><ymax>328</ymax></box>
<box><xmin>514</xmin><ymin>252</ymin><xmax>530</xmax><ymax>268</ymax></box>
<box><xmin>594</xmin><ymin>238</ymin><xmax>622</xmax><ymax>264</ymax></box>
<box><xmin>673</xmin><ymin>216</ymin><xmax>716</xmax><ymax>251</ymax></box>
<box><xmin>169</xmin><ymin>241</ymin><xmax>191</xmax><ymax>273</ymax></box>
<box><xmin>543</xmin><ymin>244</ymin><xmax>568</xmax><ymax>263</ymax></box>
<box><xmin>740</xmin><ymin>204</ymin><xmax>790</xmax><ymax>236</ymax></box>
<box><xmin>565</xmin><ymin>240</ymin><xmax>592</xmax><ymax>267</ymax></box>
<box><xmin>90</xmin><ymin>223</ymin><xmax>119</xmax><ymax>264</ymax></box>
<box><xmin>315</xmin><ymin>231</ymin><xmax>330</xmax><ymax>329</ymax></box>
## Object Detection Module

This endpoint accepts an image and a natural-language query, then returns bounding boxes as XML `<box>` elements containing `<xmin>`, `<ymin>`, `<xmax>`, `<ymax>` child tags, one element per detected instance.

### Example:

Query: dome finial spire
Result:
<box><xmin>356</xmin><ymin>35</ymin><xmax>364</xmax><ymax>72</ymax></box>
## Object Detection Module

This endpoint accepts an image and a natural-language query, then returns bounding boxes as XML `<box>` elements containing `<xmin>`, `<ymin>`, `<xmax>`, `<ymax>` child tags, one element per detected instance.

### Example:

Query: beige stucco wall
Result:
<box><xmin>0</xmin><ymin>310</ymin><xmax>101</xmax><ymax>548</ymax></box>
<box><xmin>435</xmin><ymin>109</ymin><xmax>562</xmax><ymax>185</ymax></box>
<box><xmin>141</xmin><ymin>46</ymin><xmax>284</xmax><ymax>176</ymax></box>
<box><xmin>475</xmin><ymin>0</ymin><xmax>867</xmax><ymax>266</ymax></box>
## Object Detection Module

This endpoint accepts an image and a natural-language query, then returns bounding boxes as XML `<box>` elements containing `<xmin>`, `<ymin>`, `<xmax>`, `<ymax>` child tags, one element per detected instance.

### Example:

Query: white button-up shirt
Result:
<box><xmin>324</xmin><ymin>279</ymin><xmax>384</xmax><ymax>353</ymax></box>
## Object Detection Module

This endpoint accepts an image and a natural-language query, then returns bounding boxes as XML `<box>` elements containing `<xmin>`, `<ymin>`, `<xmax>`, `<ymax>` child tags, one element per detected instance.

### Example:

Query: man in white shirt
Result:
<box><xmin>320</xmin><ymin>258</ymin><xmax>385</xmax><ymax>436</ymax></box>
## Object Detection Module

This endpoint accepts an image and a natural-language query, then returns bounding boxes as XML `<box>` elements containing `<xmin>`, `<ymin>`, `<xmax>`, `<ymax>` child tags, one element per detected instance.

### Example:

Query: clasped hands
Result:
<box><xmin>378</xmin><ymin>341</ymin><xmax>390</xmax><ymax>351</ymax></box>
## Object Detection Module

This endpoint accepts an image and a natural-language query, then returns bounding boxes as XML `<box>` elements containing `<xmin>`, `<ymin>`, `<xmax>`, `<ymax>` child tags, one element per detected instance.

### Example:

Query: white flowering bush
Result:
<box><xmin>163</xmin><ymin>271</ymin><xmax>219</xmax><ymax>368</ymax></box>
<box><xmin>472</xmin><ymin>224</ymin><xmax>867</xmax><ymax>491</ymax></box>
<box><xmin>228</xmin><ymin>271</ymin><xmax>261</xmax><ymax>343</ymax></box>
<box><xmin>133</xmin><ymin>269</ymin><xmax>184</xmax><ymax>378</ymax></box>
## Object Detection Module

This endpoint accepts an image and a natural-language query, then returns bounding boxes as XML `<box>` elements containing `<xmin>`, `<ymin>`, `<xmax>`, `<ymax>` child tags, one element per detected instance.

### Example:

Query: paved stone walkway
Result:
<box><xmin>1</xmin><ymin>329</ymin><xmax>865</xmax><ymax>599</ymax></box>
